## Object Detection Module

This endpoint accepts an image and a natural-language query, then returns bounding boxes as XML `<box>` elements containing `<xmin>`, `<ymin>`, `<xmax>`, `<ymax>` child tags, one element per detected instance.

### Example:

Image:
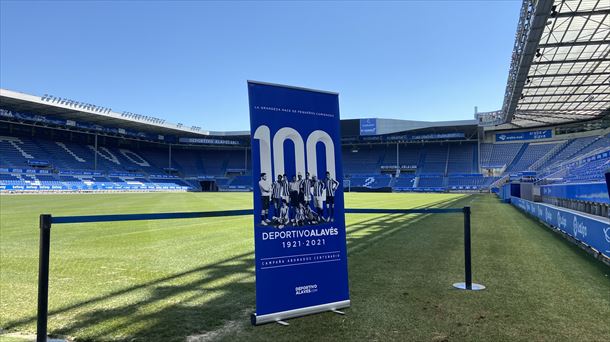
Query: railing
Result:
<box><xmin>36</xmin><ymin>206</ymin><xmax>482</xmax><ymax>341</ymax></box>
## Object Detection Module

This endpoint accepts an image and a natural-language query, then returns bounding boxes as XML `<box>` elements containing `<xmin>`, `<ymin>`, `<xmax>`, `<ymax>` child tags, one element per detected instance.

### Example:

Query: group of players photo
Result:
<box><xmin>258</xmin><ymin>171</ymin><xmax>339</xmax><ymax>229</ymax></box>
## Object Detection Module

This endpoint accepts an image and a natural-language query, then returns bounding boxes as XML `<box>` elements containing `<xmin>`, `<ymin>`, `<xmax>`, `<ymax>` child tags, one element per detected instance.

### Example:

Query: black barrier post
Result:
<box><xmin>464</xmin><ymin>206</ymin><xmax>472</xmax><ymax>289</ymax></box>
<box><xmin>453</xmin><ymin>206</ymin><xmax>484</xmax><ymax>291</ymax></box>
<box><xmin>37</xmin><ymin>214</ymin><xmax>52</xmax><ymax>342</ymax></box>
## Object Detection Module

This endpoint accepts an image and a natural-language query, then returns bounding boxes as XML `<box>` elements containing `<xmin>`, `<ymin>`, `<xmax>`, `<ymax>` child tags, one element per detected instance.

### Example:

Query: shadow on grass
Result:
<box><xmin>4</xmin><ymin>195</ymin><xmax>469</xmax><ymax>341</ymax></box>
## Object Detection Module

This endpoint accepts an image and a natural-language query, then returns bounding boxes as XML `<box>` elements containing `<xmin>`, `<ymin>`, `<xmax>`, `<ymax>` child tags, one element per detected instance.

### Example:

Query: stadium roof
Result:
<box><xmin>0</xmin><ymin>88</ymin><xmax>249</xmax><ymax>137</ymax></box>
<box><xmin>501</xmin><ymin>0</ymin><xmax>610</xmax><ymax>128</ymax></box>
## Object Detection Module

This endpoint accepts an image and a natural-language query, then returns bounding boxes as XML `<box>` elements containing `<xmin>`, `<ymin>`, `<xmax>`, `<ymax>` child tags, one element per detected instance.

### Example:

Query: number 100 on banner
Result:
<box><xmin>248</xmin><ymin>81</ymin><xmax>350</xmax><ymax>325</ymax></box>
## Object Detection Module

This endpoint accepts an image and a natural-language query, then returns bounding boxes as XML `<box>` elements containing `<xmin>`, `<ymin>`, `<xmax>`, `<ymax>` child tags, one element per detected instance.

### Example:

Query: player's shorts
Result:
<box><xmin>326</xmin><ymin>196</ymin><xmax>334</xmax><ymax>204</ymax></box>
<box><xmin>262</xmin><ymin>196</ymin><xmax>270</xmax><ymax>210</ymax></box>
<box><xmin>290</xmin><ymin>191</ymin><xmax>299</xmax><ymax>206</ymax></box>
<box><xmin>313</xmin><ymin>196</ymin><xmax>324</xmax><ymax>208</ymax></box>
<box><xmin>282</xmin><ymin>195</ymin><xmax>290</xmax><ymax>204</ymax></box>
<box><xmin>273</xmin><ymin>197</ymin><xmax>282</xmax><ymax>206</ymax></box>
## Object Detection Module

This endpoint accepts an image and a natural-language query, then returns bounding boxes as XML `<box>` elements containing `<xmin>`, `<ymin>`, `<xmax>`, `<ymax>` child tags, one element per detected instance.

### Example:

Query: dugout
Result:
<box><xmin>199</xmin><ymin>180</ymin><xmax>218</xmax><ymax>192</ymax></box>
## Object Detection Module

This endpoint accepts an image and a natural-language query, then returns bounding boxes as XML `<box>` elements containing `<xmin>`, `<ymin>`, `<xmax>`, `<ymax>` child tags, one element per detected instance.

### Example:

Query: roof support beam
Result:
<box><xmin>527</xmin><ymin>72</ymin><xmax>610</xmax><ymax>78</ymax></box>
<box><xmin>517</xmin><ymin>109</ymin><xmax>602</xmax><ymax>114</ymax></box>
<box><xmin>516</xmin><ymin>111</ymin><xmax>597</xmax><ymax>118</ymax></box>
<box><xmin>538</xmin><ymin>40</ymin><xmax>610</xmax><ymax>49</ymax></box>
<box><xmin>519</xmin><ymin>100</ymin><xmax>608</xmax><ymax>105</ymax></box>
<box><xmin>502</xmin><ymin>0</ymin><xmax>556</xmax><ymax>123</ymax></box>
<box><xmin>523</xmin><ymin>82</ymin><xmax>609</xmax><ymax>89</ymax></box>
<box><xmin>515</xmin><ymin>115</ymin><xmax>585</xmax><ymax>124</ymax></box>
<box><xmin>513</xmin><ymin>115</ymin><xmax>555</xmax><ymax>124</ymax></box>
<box><xmin>553</xmin><ymin>9</ymin><xmax>610</xmax><ymax>18</ymax></box>
<box><xmin>532</xmin><ymin>58</ymin><xmax>610</xmax><ymax>65</ymax></box>
<box><xmin>521</xmin><ymin>92</ymin><xmax>610</xmax><ymax>97</ymax></box>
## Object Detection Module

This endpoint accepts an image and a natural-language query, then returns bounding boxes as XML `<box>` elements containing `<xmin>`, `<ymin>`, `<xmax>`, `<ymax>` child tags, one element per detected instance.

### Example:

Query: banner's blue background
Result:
<box><xmin>248</xmin><ymin>82</ymin><xmax>349</xmax><ymax>316</ymax></box>
<box><xmin>541</xmin><ymin>182</ymin><xmax>610</xmax><ymax>204</ymax></box>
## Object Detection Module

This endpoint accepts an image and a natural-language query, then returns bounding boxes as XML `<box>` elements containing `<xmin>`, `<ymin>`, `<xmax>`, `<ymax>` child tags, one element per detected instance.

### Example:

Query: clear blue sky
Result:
<box><xmin>0</xmin><ymin>1</ymin><xmax>521</xmax><ymax>131</ymax></box>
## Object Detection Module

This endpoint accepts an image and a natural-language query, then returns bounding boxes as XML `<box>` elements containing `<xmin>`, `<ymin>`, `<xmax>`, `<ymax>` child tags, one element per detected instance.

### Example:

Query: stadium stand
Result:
<box><xmin>447</xmin><ymin>143</ymin><xmax>476</xmax><ymax>174</ymax></box>
<box><xmin>538</xmin><ymin>136</ymin><xmax>596</xmax><ymax>170</ymax></box>
<box><xmin>345</xmin><ymin>174</ymin><xmax>392</xmax><ymax>190</ymax></box>
<box><xmin>505</xmin><ymin>142</ymin><xmax>559</xmax><ymax>173</ymax></box>
<box><xmin>417</xmin><ymin>175</ymin><xmax>444</xmax><ymax>188</ymax></box>
<box><xmin>342</xmin><ymin>146</ymin><xmax>384</xmax><ymax>175</ymax></box>
<box><xmin>480</xmin><ymin>142</ymin><xmax>524</xmax><ymax>170</ymax></box>
<box><xmin>1</xmin><ymin>89</ymin><xmax>608</xmax><ymax>196</ymax></box>
<box><xmin>419</xmin><ymin>144</ymin><xmax>448</xmax><ymax>174</ymax></box>
<box><xmin>2</xmin><ymin>128</ymin><xmax>608</xmax><ymax>194</ymax></box>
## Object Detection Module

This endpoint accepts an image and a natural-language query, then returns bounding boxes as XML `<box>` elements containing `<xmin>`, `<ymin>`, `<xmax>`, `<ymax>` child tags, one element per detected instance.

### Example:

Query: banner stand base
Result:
<box><xmin>331</xmin><ymin>309</ymin><xmax>345</xmax><ymax>315</ymax></box>
<box><xmin>251</xmin><ymin>299</ymin><xmax>350</xmax><ymax>325</ymax></box>
<box><xmin>452</xmin><ymin>282</ymin><xmax>486</xmax><ymax>291</ymax></box>
<box><xmin>275</xmin><ymin>320</ymin><xmax>289</xmax><ymax>326</ymax></box>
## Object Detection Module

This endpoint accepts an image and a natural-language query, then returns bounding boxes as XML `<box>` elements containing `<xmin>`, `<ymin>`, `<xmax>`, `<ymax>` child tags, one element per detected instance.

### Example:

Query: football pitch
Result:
<box><xmin>1</xmin><ymin>192</ymin><xmax>609</xmax><ymax>342</ymax></box>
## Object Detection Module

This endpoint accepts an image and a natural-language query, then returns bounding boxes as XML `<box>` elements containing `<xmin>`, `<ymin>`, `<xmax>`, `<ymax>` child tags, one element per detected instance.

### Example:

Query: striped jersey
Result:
<box><xmin>279</xmin><ymin>205</ymin><xmax>289</xmax><ymax>220</ymax></box>
<box><xmin>272</xmin><ymin>181</ymin><xmax>283</xmax><ymax>198</ymax></box>
<box><xmin>301</xmin><ymin>178</ymin><xmax>313</xmax><ymax>195</ymax></box>
<box><xmin>295</xmin><ymin>207</ymin><xmax>305</xmax><ymax>221</ymax></box>
<box><xmin>281</xmin><ymin>179</ymin><xmax>290</xmax><ymax>196</ymax></box>
<box><xmin>312</xmin><ymin>180</ymin><xmax>325</xmax><ymax>196</ymax></box>
<box><xmin>325</xmin><ymin>178</ymin><xmax>339</xmax><ymax>197</ymax></box>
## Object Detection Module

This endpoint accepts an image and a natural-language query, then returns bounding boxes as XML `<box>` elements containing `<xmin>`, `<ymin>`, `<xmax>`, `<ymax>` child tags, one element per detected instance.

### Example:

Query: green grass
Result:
<box><xmin>1</xmin><ymin>192</ymin><xmax>609</xmax><ymax>341</ymax></box>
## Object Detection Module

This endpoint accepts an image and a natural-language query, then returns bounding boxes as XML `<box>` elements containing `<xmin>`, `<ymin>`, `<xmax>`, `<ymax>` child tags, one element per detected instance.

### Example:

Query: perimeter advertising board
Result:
<box><xmin>541</xmin><ymin>182</ymin><xmax>610</xmax><ymax>204</ymax></box>
<box><xmin>248</xmin><ymin>81</ymin><xmax>350</xmax><ymax>324</ymax></box>
<box><xmin>511</xmin><ymin>197</ymin><xmax>610</xmax><ymax>258</ymax></box>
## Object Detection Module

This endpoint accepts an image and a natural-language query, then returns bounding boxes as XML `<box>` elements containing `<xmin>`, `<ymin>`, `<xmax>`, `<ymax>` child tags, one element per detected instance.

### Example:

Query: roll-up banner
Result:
<box><xmin>247</xmin><ymin>81</ymin><xmax>350</xmax><ymax>325</ymax></box>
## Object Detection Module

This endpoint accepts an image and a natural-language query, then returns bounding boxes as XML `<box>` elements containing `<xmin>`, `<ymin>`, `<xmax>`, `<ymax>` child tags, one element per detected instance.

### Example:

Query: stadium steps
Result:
<box><xmin>444</xmin><ymin>144</ymin><xmax>450</xmax><ymax>176</ymax></box>
<box><xmin>578</xmin><ymin>135</ymin><xmax>610</xmax><ymax>156</ymax></box>
<box><xmin>196</xmin><ymin>155</ymin><xmax>207</xmax><ymax>175</ymax></box>
<box><xmin>543</xmin><ymin>136</ymin><xmax>598</xmax><ymax>170</ymax></box>
<box><xmin>505</xmin><ymin>143</ymin><xmax>529</xmax><ymax>172</ymax></box>
<box><xmin>530</xmin><ymin>140</ymin><xmax>569</xmax><ymax>171</ymax></box>
<box><xmin>416</xmin><ymin>149</ymin><xmax>427</xmax><ymax>174</ymax></box>
<box><xmin>472</xmin><ymin>145</ymin><xmax>478</xmax><ymax>173</ymax></box>
<box><xmin>55</xmin><ymin>142</ymin><xmax>87</xmax><ymax>163</ymax></box>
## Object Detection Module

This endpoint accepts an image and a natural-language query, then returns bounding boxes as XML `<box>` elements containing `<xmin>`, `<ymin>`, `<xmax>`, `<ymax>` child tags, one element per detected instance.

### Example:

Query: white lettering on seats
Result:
<box><xmin>56</xmin><ymin>142</ymin><xmax>86</xmax><ymax>162</ymax></box>
<box><xmin>88</xmin><ymin>146</ymin><xmax>120</xmax><ymax>164</ymax></box>
<box><xmin>0</xmin><ymin>136</ymin><xmax>34</xmax><ymax>159</ymax></box>
<box><xmin>119</xmin><ymin>149</ymin><xmax>150</xmax><ymax>167</ymax></box>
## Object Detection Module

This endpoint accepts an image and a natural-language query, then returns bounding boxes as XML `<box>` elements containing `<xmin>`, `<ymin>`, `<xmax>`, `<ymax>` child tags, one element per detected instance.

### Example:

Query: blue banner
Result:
<box><xmin>511</xmin><ymin>197</ymin><xmax>610</xmax><ymax>258</ymax></box>
<box><xmin>248</xmin><ymin>81</ymin><xmax>349</xmax><ymax>324</ymax></box>
<box><xmin>386</xmin><ymin>132</ymin><xmax>465</xmax><ymax>141</ymax></box>
<box><xmin>343</xmin><ymin>131</ymin><xmax>465</xmax><ymax>143</ymax></box>
<box><xmin>178</xmin><ymin>137</ymin><xmax>241</xmax><ymax>146</ymax></box>
<box><xmin>359</xmin><ymin>118</ymin><xmax>377</xmax><ymax>135</ymax></box>
<box><xmin>541</xmin><ymin>182</ymin><xmax>610</xmax><ymax>204</ymax></box>
<box><xmin>495</xmin><ymin>129</ymin><xmax>552</xmax><ymax>142</ymax></box>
